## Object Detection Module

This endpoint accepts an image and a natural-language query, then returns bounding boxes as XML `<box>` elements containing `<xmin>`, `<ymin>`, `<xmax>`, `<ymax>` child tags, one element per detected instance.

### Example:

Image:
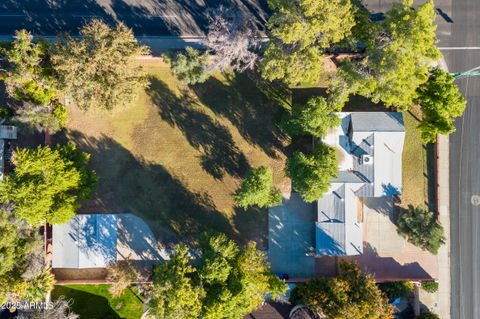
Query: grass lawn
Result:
<box><xmin>60</xmin><ymin>61</ymin><xmax>290</xmax><ymax>247</ymax></box>
<box><xmin>52</xmin><ymin>284</ymin><xmax>144</xmax><ymax>319</ymax></box>
<box><xmin>401</xmin><ymin>107</ymin><xmax>435</xmax><ymax>209</ymax></box>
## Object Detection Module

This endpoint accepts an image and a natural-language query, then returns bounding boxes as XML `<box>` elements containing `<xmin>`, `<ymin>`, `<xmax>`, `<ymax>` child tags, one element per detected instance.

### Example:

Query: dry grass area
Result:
<box><xmin>401</xmin><ymin>107</ymin><xmax>435</xmax><ymax>209</ymax></box>
<box><xmin>61</xmin><ymin>61</ymin><xmax>290</xmax><ymax>247</ymax></box>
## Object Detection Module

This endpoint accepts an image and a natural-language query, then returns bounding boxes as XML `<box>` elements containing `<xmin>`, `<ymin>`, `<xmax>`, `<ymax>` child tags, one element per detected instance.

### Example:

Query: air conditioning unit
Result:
<box><xmin>361</xmin><ymin>154</ymin><xmax>373</xmax><ymax>165</ymax></box>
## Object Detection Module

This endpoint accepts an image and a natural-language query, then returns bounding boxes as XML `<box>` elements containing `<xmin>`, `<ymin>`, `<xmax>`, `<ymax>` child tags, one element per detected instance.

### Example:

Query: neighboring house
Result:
<box><xmin>315</xmin><ymin>112</ymin><xmax>405</xmax><ymax>256</ymax></box>
<box><xmin>0</xmin><ymin>125</ymin><xmax>17</xmax><ymax>180</ymax></box>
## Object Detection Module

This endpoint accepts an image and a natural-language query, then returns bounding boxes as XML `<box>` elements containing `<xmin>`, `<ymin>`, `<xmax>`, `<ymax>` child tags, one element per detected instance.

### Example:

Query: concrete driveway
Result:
<box><xmin>268</xmin><ymin>193</ymin><xmax>316</xmax><ymax>279</ymax></box>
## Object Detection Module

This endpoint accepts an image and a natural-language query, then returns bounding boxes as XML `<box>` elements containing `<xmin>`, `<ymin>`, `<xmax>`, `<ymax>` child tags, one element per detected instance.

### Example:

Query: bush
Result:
<box><xmin>396</xmin><ymin>205</ymin><xmax>445</xmax><ymax>254</ymax></box>
<box><xmin>234</xmin><ymin>166</ymin><xmax>282</xmax><ymax>209</ymax></box>
<box><xmin>421</xmin><ymin>280</ymin><xmax>439</xmax><ymax>293</ymax></box>
<box><xmin>416</xmin><ymin>312</ymin><xmax>440</xmax><ymax>319</ymax></box>
<box><xmin>106</xmin><ymin>259</ymin><xmax>140</xmax><ymax>297</ymax></box>
<box><xmin>168</xmin><ymin>47</ymin><xmax>210</xmax><ymax>85</ymax></box>
<box><xmin>286</xmin><ymin>143</ymin><xmax>338</xmax><ymax>202</ymax></box>
<box><xmin>379</xmin><ymin>280</ymin><xmax>414</xmax><ymax>299</ymax></box>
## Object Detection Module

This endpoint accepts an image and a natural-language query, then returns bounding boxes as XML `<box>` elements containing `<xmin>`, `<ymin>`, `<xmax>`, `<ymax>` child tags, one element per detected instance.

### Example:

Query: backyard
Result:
<box><xmin>59</xmin><ymin>60</ymin><xmax>290</xmax><ymax>247</ymax></box>
<box><xmin>52</xmin><ymin>285</ymin><xmax>144</xmax><ymax>319</ymax></box>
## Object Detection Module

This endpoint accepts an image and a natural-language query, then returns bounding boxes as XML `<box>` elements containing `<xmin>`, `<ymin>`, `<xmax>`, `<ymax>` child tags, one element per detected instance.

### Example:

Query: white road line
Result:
<box><xmin>0</xmin><ymin>14</ymin><xmax>26</xmax><ymax>17</ymax></box>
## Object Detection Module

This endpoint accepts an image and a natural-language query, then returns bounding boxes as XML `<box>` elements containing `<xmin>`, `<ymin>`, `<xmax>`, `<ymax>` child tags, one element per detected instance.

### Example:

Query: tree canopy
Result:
<box><xmin>234</xmin><ymin>166</ymin><xmax>282</xmax><ymax>209</ymax></box>
<box><xmin>281</xmin><ymin>96</ymin><xmax>340</xmax><ymax>137</ymax></box>
<box><xmin>396</xmin><ymin>205</ymin><xmax>445</xmax><ymax>254</ymax></box>
<box><xmin>51</xmin><ymin>19</ymin><xmax>149</xmax><ymax>111</ymax></box>
<box><xmin>330</xmin><ymin>0</ymin><xmax>441</xmax><ymax>110</ymax></box>
<box><xmin>260</xmin><ymin>0</ymin><xmax>355</xmax><ymax>85</ymax></box>
<box><xmin>286</xmin><ymin>143</ymin><xmax>338</xmax><ymax>202</ymax></box>
<box><xmin>415</xmin><ymin>68</ymin><xmax>466</xmax><ymax>143</ymax></box>
<box><xmin>291</xmin><ymin>261</ymin><xmax>393</xmax><ymax>319</ymax></box>
<box><xmin>149</xmin><ymin>233</ymin><xmax>287</xmax><ymax>319</ymax></box>
<box><xmin>0</xmin><ymin>30</ymin><xmax>66</xmax><ymax>132</ymax></box>
<box><xmin>168</xmin><ymin>47</ymin><xmax>210</xmax><ymax>85</ymax></box>
<box><xmin>0</xmin><ymin>144</ymin><xmax>97</xmax><ymax>226</ymax></box>
<box><xmin>0</xmin><ymin>206</ymin><xmax>47</xmax><ymax>304</ymax></box>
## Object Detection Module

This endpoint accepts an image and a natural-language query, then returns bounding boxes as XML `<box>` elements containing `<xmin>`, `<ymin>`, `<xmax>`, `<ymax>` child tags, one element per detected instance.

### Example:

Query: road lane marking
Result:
<box><xmin>439</xmin><ymin>47</ymin><xmax>480</xmax><ymax>50</ymax></box>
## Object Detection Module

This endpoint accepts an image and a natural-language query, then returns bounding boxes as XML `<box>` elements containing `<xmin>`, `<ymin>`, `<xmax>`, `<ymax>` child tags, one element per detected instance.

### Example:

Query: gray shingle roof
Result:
<box><xmin>351</xmin><ymin>112</ymin><xmax>405</xmax><ymax>132</ymax></box>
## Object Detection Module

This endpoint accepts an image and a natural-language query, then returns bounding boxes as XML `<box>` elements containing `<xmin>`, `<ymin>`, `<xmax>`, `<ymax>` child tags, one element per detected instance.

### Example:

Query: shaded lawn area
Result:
<box><xmin>52</xmin><ymin>284</ymin><xmax>143</xmax><ymax>319</ymax></box>
<box><xmin>60</xmin><ymin>61</ymin><xmax>289</xmax><ymax>247</ymax></box>
<box><xmin>402</xmin><ymin>107</ymin><xmax>435</xmax><ymax>209</ymax></box>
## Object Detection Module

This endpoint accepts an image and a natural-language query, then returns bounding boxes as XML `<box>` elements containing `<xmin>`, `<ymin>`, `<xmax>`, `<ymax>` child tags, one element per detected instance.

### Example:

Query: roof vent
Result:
<box><xmin>361</xmin><ymin>154</ymin><xmax>373</xmax><ymax>165</ymax></box>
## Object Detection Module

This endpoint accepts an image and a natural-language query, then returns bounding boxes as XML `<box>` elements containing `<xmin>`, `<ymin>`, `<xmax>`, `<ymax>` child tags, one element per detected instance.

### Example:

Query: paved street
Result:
<box><xmin>0</xmin><ymin>0</ymin><xmax>270</xmax><ymax>36</ymax></box>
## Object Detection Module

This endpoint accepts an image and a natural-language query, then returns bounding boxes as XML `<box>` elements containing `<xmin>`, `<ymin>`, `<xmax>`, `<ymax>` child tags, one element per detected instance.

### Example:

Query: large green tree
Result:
<box><xmin>260</xmin><ymin>0</ymin><xmax>355</xmax><ymax>85</ymax></box>
<box><xmin>286</xmin><ymin>143</ymin><xmax>338</xmax><ymax>202</ymax></box>
<box><xmin>281</xmin><ymin>96</ymin><xmax>340</xmax><ymax>137</ymax></box>
<box><xmin>291</xmin><ymin>261</ymin><xmax>393</xmax><ymax>319</ymax></box>
<box><xmin>51</xmin><ymin>19</ymin><xmax>149</xmax><ymax>111</ymax></box>
<box><xmin>168</xmin><ymin>47</ymin><xmax>210</xmax><ymax>85</ymax></box>
<box><xmin>0</xmin><ymin>206</ymin><xmax>46</xmax><ymax>304</ymax></box>
<box><xmin>234</xmin><ymin>166</ymin><xmax>282</xmax><ymax>209</ymax></box>
<box><xmin>149</xmin><ymin>245</ymin><xmax>203</xmax><ymax>319</ymax></box>
<box><xmin>0</xmin><ymin>144</ymin><xmax>97</xmax><ymax>226</ymax></box>
<box><xmin>1</xmin><ymin>30</ymin><xmax>66</xmax><ymax>132</ymax></box>
<box><xmin>330</xmin><ymin>0</ymin><xmax>440</xmax><ymax>110</ymax></box>
<box><xmin>149</xmin><ymin>233</ymin><xmax>287</xmax><ymax>319</ymax></box>
<box><xmin>396</xmin><ymin>205</ymin><xmax>445</xmax><ymax>254</ymax></box>
<box><xmin>415</xmin><ymin>68</ymin><xmax>466</xmax><ymax>143</ymax></box>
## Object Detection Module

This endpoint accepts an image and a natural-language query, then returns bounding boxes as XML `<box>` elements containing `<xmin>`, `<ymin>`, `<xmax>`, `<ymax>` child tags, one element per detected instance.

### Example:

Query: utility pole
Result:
<box><xmin>452</xmin><ymin>65</ymin><xmax>480</xmax><ymax>79</ymax></box>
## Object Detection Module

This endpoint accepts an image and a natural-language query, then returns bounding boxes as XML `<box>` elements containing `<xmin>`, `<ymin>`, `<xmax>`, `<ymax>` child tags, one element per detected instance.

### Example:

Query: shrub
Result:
<box><xmin>416</xmin><ymin>312</ymin><xmax>440</xmax><ymax>319</ymax></box>
<box><xmin>379</xmin><ymin>281</ymin><xmax>414</xmax><ymax>299</ymax></box>
<box><xmin>421</xmin><ymin>280</ymin><xmax>439</xmax><ymax>293</ymax></box>
<box><xmin>106</xmin><ymin>259</ymin><xmax>140</xmax><ymax>297</ymax></box>
<box><xmin>24</xmin><ymin>268</ymin><xmax>55</xmax><ymax>302</ymax></box>
<box><xmin>396</xmin><ymin>205</ymin><xmax>445</xmax><ymax>254</ymax></box>
<box><xmin>168</xmin><ymin>47</ymin><xmax>210</xmax><ymax>85</ymax></box>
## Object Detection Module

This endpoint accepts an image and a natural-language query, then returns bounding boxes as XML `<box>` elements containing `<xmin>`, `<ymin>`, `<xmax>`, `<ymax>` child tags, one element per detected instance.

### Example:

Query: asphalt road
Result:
<box><xmin>444</xmin><ymin>0</ymin><xmax>480</xmax><ymax>318</ymax></box>
<box><xmin>0</xmin><ymin>0</ymin><xmax>270</xmax><ymax>36</ymax></box>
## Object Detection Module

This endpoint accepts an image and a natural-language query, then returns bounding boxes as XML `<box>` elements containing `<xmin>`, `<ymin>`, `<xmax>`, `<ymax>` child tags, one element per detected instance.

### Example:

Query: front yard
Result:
<box><xmin>59</xmin><ymin>61</ymin><xmax>290</xmax><ymax>247</ymax></box>
<box><xmin>52</xmin><ymin>285</ymin><xmax>144</xmax><ymax>319</ymax></box>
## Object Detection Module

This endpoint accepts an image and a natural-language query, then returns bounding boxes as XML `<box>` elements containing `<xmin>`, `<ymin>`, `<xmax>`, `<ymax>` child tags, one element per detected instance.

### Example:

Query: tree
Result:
<box><xmin>234</xmin><ymin>166</ymin><xmax>282</xmax><ymax>209</ymax></box>
<box><xmin>290</xmin><ymin>261</ymin><xmax>393</xmax><ymax>319</ymax></box>
<box><xmin>51</xmin><ymin>19</ymin><xmax>149</xmax><ymax>111</ymax></box>
<box><xmin>260</xmin><ymin>0</ymin><xmax>355</xmax><ymax>85</ymax></box>
<box><xmin>0</xmin><ymin>205</ymin><xmax>44</xmax><ymax>304</ymax></box>
<box><xmin>1</xmin><ymin>30</ymin><xmax>66</xmax><ymax>132</ymax></box>
<box><xmin>149</xmin><ymin>233</ymin><xmax>287</xmax><ymax>319</ymax></box>
<box><xmin>106</xmin><ymin>259</ymin><xmax>141</xmax><ymax>297</ymax></box>
<box><xmin>330</xmin><ymin>0</ymin><xmax>441</xmax><ymax>110</ymax></box>
<box><xmin>396</xmin><ymin>205</ymin><xmax>445</xmax><ymax>254</ymax></box>
<box><xmin>168</xmin><ymin>47</ymin><xmax>210</xmax><ymax>85</ymax></box>
<box><xmin>203</xmin><ymin>6</ymin><xmax>260</xmax><ymax>72</ymax></box>
<box><xmin>286</xmin><ymin>143</ymin><xmax>338</xmax><ymax>202</ymax></box>
<box><xmin>0</xmin><ymin>144</ymin><xmax>97</xmax><ymax>226</ymax></box>
<box><xmin>281</xmin><ymin>96</ymin><xmax>340</xmax><ymax>137</ymax></box>
<box><xmin>149</xmin><ymin>245</ymin><xmax>203</xmax><ymax>319</ymax></box>
<box><xmin>415</xmin><ymin>68</ymin><xmax>467</xmax><ymax>143</ymax></box>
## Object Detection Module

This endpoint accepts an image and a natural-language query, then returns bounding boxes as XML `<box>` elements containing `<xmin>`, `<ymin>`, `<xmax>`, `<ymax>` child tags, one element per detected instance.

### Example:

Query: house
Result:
<box><xmin>315</xmin><ymin>112</ymin><xmax>405</xmax><ymax>256</ymax></box>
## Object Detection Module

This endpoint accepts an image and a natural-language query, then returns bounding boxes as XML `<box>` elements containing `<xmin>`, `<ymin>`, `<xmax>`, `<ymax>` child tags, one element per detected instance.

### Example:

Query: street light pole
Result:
<box><xmin>452</xmin><ymin>65</ymin><xmax>480</xmax><ymax>79</ymax></box>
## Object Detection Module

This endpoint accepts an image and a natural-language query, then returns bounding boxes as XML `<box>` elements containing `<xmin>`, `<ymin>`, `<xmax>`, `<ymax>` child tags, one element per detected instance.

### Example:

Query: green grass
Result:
<box><xmin>402</xmin><ymin>107</ymin><xmax>434</xmax><ymax>209</ymax></box>
<box><xmin>52</xmin><ymin>284</ymin><xmax>144</xmax><ymax>319</ymax></box>
<box><xmin>63</xmin><ymin>61</ymin><xmax>290</xmax><ymax>247</ymax></box>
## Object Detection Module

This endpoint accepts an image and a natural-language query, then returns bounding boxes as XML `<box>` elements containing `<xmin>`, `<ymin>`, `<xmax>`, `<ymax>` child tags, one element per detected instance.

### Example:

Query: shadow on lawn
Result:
<box><xmin>190</xmin><ymin>72</ymin><xmax>289</xmax><ymax>158</ymax></box>
<box><xmin>147</xmin><ymin>77</ymin><xmax>250</xmax><ymax>180</ymax></box>
<box><xmin>59</xmin><ymin>130</ymin><xmax>235</xmax><ymax>246</ymax></box>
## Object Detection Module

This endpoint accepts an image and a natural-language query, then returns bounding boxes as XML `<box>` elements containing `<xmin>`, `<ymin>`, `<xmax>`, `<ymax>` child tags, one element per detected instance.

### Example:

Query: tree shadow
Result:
<box><xmin>233</xmin><ymin>206</ymin><xmax>268</xmax><ymax>248</ymax></box>
<box><xmin>146</xmin><ymin>76</ymin><xmax>250</xmax><ymax>179</ymax></box>
<box><xmin>190</xmin><ymin>72</ymin><xmax>289</xmax><ymax>158</ymax></box>
<box><xmin>56</xmin><ymin>129</ymin><xmax>235</xmax><ymax>246</ymax></box>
